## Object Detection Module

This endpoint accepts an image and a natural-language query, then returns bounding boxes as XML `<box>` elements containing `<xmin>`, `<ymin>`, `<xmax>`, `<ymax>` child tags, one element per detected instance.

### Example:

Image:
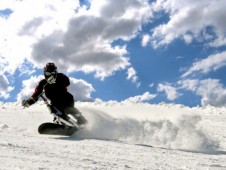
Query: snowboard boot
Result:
<box><xmin>76</xmin><ymin>115</ymin><xmax>88</xmax><ymax>125</ymax></box>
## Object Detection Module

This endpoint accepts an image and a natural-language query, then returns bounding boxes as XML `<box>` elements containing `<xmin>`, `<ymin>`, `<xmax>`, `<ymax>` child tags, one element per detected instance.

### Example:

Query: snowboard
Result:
<box><xmin>38</xmin><ymin>122</ymin><xmax>78</xmax><ymax>136</ymax></box>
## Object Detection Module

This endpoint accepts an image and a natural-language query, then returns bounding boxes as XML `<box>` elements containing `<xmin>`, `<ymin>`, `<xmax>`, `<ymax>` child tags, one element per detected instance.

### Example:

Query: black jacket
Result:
<box><xmin>32</xmin><ymin>73</ymin><xmax>74</xmax><ymax>107</ymax></box>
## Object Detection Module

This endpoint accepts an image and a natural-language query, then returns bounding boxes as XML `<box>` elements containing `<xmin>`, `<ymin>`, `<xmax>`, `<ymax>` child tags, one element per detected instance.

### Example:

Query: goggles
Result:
<box><xmin>45</xmin><ymin>71</ymin><xmax>57</xmax><ymax>76</ymax></box>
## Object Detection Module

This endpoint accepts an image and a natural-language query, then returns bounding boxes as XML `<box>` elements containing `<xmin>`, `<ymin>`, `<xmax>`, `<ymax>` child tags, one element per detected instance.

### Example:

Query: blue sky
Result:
<box><xmin>1</xmin><ymin>0</ymin><xmax>226</xmax><ymax>107</ymax></box>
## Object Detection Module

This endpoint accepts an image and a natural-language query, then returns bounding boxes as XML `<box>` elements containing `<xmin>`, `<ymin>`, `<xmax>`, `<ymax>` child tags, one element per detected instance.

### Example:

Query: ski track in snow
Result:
<box><xmin>1</xmin><ymin>102</ymin><xmax>226</xmax><ymax>170</ymax></box>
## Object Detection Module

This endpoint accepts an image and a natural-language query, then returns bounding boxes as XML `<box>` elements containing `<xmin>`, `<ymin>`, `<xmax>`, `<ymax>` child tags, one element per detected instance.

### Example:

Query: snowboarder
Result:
<box><xmin>22</xmin><ymin>62</ymin><xmax>88</xmax><ymax>125</ymax></box>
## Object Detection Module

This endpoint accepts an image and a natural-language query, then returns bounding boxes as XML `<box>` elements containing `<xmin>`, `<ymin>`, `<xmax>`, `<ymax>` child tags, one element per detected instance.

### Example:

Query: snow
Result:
<box><xmin>1</xmin><ymin>101</ymin><xmax>226</xmax><ymax>169</ymax></box>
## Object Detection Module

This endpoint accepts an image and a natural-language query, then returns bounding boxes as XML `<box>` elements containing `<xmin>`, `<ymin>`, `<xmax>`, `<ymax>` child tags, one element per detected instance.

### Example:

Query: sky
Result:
<box><xmin>0</xmin><ymin>0</ymin><xmax>226</xmax><ymax>107</ymax></box>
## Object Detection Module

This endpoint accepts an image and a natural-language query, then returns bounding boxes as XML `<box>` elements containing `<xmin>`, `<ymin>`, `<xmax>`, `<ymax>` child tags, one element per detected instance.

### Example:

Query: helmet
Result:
<box><xmin>44</xmin><ymin>62</ymin><xmax>57</xmax><ymax>79</ymax></box>
<box><xmin>44</xmin><ymin>62</ymin><xmax>57</xmax><ymax>72</ymax></box>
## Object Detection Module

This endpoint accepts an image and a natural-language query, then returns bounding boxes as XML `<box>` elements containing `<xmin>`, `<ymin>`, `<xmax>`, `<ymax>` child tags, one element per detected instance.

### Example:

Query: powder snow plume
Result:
<box><xmin>73</xmin><ymin>102</ymin><xmax>219</xmax><ymax>152</ymax></box>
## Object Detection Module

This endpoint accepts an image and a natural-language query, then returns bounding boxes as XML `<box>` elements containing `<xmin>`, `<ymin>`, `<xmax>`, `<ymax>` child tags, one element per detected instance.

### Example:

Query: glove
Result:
<box><xmin>22</xmin><ymin>98</ymin><xmax>35</xmax><ymax>107</ymax></box>
<box><xmin>47</xmin><ymin>76</ymin><xmax>56</xmax><ymax>84</ymax></box>
<box><xmin>22</xmin><ymin>100</ymin><xmax>30</xmax><ymax>107</ymax></box>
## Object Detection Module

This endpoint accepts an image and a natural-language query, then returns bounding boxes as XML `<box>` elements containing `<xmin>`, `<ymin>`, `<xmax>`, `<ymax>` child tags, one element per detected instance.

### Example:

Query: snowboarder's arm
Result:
<box><xmin>31</xmin><ymin>79</ymin><xmax>47</xmax><ymax>101</ymax></box>
<box><xmin>22</xmin><ymin>80</ymin><xmax>46</xmax><ymax>107</ymax></box>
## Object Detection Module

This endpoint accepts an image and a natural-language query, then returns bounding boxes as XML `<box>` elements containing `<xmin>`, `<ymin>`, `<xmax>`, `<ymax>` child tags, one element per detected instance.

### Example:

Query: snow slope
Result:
<box><xmin>0</xmin><ymin>101</ymin><xmax>226</xmax><ymax>170</ymax></box>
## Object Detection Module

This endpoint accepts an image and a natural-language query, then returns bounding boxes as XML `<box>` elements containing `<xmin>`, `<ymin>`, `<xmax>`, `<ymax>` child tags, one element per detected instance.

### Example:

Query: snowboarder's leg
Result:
<box><xmin>63</xmin><ymin>107</ymin><xmax>88</xmax><ymax>125</ymax></box>
<box><xmin>50</xmin><ymin>104</ymin><xmax>71</xmax><ymax>124</ymax></box>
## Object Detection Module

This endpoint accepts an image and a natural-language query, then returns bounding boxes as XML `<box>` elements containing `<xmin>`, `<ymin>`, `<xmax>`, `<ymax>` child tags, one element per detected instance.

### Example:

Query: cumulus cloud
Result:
<box><xmin>0</xmin><ymin>0</ymin><xmax>78</xmax><ymax>74</ymax></box>
<box><xmin>127</xmin><ymin>67</ymin><xmax>140</xmax><ymax>87</ymax></box>
<box><xmin>68</xmin><ymin>78</ymin><xmax>95</xmax><ymax>102</ymax></box>
<box><xmin>123</xmin><ymin>92</ymin><xmax>157</xmax><ymax>103</ymax></box>
<box><xmin>17</xmin><ymin>75</ymin><xmax>94</xmax><ymax>102</ymax></box>
<box><xmin>0</xmin><ymin>0</ymin><xmax>153</xmax><ymax>80</ymax></box>
<box><xmin>0</xmin><ymin>0</ymin><xmax>156</xmax><ymax>102</ymax></box>
<box><xmin>158</xmin><ymin>83</ymin><xmax>181</xmax><ymax>101</ymax></box>
<box><xmin>0</xmin><ymin>73</ymin><xmax>14</xmax><ymax>99</ymax></box>
<box><xmin>182</xmin><ymin>51</ymin><xmax>226</xmax><ymax>78</ymax></box>
<box><xmin>179</xmin><ymin>79</ymin><xmax>226</xmax><ymax>107</ymax></box>
<box><xmin>141</xmin><ymin>34</ymin><xmax>150</xmax><ymax>47</ymax></box>
<box><xmin>151</xmin><ymin>0</ymin><xmax>226</xmax><ymax>47</ymax></box>
<box><xmin>16</xmin><ymin>75</ymin><xmax>43</xmax><ymax>101</ymax></box>
<box><xmin>31</xmin><ymin>0</ymin><xmax>152</xmax><ymax>79</ymax></box>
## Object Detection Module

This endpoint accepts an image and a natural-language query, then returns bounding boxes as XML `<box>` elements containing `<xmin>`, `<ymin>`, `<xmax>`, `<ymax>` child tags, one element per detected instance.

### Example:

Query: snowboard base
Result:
<box><xmin>38</xmin><ymin>122</ymin><xmax>78</xmax><ymax>136</ymax></box>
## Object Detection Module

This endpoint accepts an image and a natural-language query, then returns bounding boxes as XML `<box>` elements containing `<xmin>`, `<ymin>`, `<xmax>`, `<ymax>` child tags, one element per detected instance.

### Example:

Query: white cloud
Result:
<box><xmin>151</xmin><ymin>0</ymin><xmax>226</xmax><ymax>47</ymax></box>
<box><xmin>141</xmin><ymin>34</ymin><xmax>150</xmax><ymax>47</ymax></box>
<box><xmin>179</xmin><ymin>79</ymin><xmax>226</xmax><ymax>107</ymax></box>
<box><xmin>178</xmin><ymin>79</ymin><xmax>198</xmax><ymax>92</ymax></box>
<box><xmin>16</xmin><ymin>75</ymin><xmax>43</xmax><ymax>101</ymax></box>
<box><xmin>17</xmin><ymin>75</ymin><xmax>95</xmax><ymax>102</ymax></box>
<box><xmin>0</xmin><ymin>73</ymin><xmax>14</xmax><ymax>99</ymax></box>
<box><xmin>158</xmin><ymin>83</ymin><xmax>181</xmax><ymax>101</ymax></box>
<box><xmin>0</xmin><ymin>0</ymin><xmax>153</xmax><ymax>81</ymax></box>
<box><xmin>0</xmin><ymin>0</ymin><xmax>79</xmax><ymax>74</ymax></box>
<box><xmin>182</xmin><ymin>51</ymin><xmax>226</xmax><ymax>78</ymax></box>
<box><xmin>183</xmin><ymin>34</ymin><xmax>193</xmax><ymax>44</ymax></box>
<box><xmin>123</xmin><ymin>92</ymin><xmax>157</xmax><ymax>103</ymax></box>
<box><xmin>148</xmin><ymin>83</ymin><xmax>154</xmax><ymax>88</ymax></box>
<box><xmin>127</xmin><ymin>67</ymin><xmax>140</xmax><ymax>87</ymax></box>
<box><xmin>68</xmin><ymin>78</ymin><xmax>95</xmax><ymax>102</ymax></box>
<box><xmin>31</xmin><ymin>0</ymin><xmax>153</xmax><ymax>79</ymax></box>
<box><xmin>210</xmin><ymin>37</ymin><xmax>226</xmax><ymax>48</ymax></box>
